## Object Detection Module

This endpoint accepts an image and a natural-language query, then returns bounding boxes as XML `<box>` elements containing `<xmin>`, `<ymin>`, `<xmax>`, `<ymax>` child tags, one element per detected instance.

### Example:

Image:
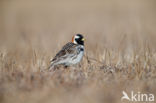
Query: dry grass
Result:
<box><xmin>0</xmin><ymin>0</ymin><xmax>156</xmax><ymax>103</ymax></box>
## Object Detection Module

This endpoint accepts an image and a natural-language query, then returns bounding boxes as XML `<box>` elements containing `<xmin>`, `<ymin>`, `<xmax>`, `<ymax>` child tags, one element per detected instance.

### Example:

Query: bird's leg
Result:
<box><xmin>64</xmin><ymin>65</ymin><xmax>69</xmax><ymax>69</ymax></box>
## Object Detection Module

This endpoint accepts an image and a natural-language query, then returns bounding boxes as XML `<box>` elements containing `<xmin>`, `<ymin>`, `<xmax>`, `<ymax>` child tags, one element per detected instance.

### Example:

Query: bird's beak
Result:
<box><xmin>82</xmin><ymin>38</ymin><xmax>85</xmax><ymax>41</ymax></box>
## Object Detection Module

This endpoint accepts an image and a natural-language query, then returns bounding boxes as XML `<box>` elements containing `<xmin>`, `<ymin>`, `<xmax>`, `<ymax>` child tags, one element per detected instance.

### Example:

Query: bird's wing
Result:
<box><xmin>51</xmin><ymin>42</ymin><xmax>77</xmax><ymax>62</ymax></box>
<box><xmin>62</xmin><ymin>42</ymin><xmax>75</xmax><ymax>50</ymax></box>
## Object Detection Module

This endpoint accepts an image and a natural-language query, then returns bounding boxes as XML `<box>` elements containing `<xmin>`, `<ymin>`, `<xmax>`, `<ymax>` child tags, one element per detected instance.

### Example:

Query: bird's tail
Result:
<box><xmin>48</xmin><ymin>62</ymin><xmax>55</xmax><ymax>71</ymax></box>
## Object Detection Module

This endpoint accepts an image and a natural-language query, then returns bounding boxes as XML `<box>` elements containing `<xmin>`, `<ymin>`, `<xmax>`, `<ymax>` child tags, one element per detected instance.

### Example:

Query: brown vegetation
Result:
<box><xmin>0</xmin><ymin>0</ymin><xmax>156</xmax><ymax>103</ymax></box>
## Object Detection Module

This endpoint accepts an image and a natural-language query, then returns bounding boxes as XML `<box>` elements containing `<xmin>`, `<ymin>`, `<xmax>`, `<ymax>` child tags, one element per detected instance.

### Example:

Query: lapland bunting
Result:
<box><xmin>49</xmin><ymin>34</ymin><xmax>85</xmax><ymax>70</ymax></box>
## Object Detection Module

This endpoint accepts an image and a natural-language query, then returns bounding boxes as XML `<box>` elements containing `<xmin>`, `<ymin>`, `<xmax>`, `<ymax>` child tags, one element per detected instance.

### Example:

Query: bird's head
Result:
<box><xmin>72</xmin><ymin>34</ymin><xmax>85</xmax><ymax>45</ymax></box>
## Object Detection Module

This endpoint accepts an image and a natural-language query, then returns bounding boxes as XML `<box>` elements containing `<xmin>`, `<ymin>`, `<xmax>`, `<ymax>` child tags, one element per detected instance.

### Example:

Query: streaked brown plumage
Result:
<box><xmin>49</xmin><ymin>34</ymin><xmax>85</xmax><ymax>70</ymax></box>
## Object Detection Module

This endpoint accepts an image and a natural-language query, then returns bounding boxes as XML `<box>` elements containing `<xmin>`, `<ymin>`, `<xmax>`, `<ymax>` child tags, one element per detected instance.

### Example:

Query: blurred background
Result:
<box><xmin>0</xmin><ymin>1</ymin><xmax>156</xmax><ymax>103</ymax></box>
<box><xmin>0</xmin><ymin>0</ymin><xmax>156</xmax><ymax>53</ymax></box>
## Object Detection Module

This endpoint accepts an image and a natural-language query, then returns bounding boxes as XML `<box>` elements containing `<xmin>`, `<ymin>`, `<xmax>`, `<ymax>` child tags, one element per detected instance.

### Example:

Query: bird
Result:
<box><xmin>49</xmin><ymin>34</ymin><xmax>85</xmax><ymax>70</ymax></box>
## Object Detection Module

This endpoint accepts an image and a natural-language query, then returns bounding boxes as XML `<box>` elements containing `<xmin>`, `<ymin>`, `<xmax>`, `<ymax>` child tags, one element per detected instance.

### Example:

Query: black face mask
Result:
<box><xmin>75</xmin><ymin>34</ymin><xmax>84</xmax><ymax>45</ymax></box>
<box><xmin>75</xmin><ymin>38</ymin><xmax>84</xmax><ymax>45</ymax></box>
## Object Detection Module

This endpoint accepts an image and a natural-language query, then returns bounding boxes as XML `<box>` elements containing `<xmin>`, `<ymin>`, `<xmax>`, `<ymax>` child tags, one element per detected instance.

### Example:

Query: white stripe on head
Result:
<box><xmin>74</xmin><ymin>35</ymin><xmax>80</xmax><ymax>39</ymax></box>
<box><xmin>73</xmin><ymin>39</ymin><xmax>77</xmax><ymax>44</ymax></box>
<box><xmin>72</xmin><ymin>35</ymin><xmax>80</xmax><ymax>44</ymax></box>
